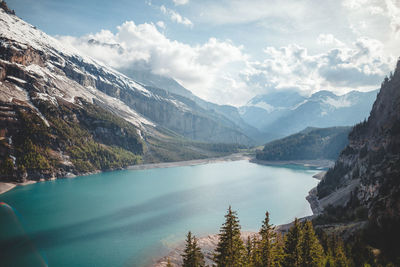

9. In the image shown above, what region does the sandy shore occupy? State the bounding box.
[0,153,251,196]
[153,232,257,267]
[128,153,251,171]
[250,159,334,169]
[0,180,36,195]
[1,154,332,196]
[153,218,314,267]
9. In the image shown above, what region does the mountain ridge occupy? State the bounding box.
[0,5,251,182]
[240,89,378,139]
[256,126,352,161]
[312,59,400,264]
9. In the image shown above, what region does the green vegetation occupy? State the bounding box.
[0,97,246,181]
[282,218,303,266]
[182,231,205,267]
[18,138,51,171]
[256,127,351,161]
[11,109,56,180]
[41,100,143,173]
[0,156,14,177]
[214,206,246,266]
[0,99,144,181]
[316,161,351,199]
[185,207,399,266]
[300,221,324,267]
[79,101,144,154]
[258,211,275,267]
[144,126,246,163]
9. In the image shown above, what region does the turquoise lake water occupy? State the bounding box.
[0,160,319,267]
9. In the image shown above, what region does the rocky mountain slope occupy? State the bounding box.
[256,126,351,161]
[240,89,377,139]
[313,59,400,263]
[0,3,251,182]
[75,39,262,143]
[118,67,263,143]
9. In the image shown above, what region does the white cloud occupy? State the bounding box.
[57,10,396,107]
[342,0,369,9]
[385,0,400,36]
[343,0,400,38]
[160,5,193,27]
[243,35,394,97]
[58,21,252,105]
[317,34,345,47]
[156,21,165,29]
[172,0,189,5]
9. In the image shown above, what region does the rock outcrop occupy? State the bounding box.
[315,59,400,236]
[0,3,252,182]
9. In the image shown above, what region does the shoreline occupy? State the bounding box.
[128,153,252,171]
[1,153,327,266]
[0,153,251,196]
[0,180,36,195]
[250,158,334,169]
[153,167,325,266]
[0,154,331,196]
[154,216,316,267]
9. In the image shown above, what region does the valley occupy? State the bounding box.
[1,1,399,266]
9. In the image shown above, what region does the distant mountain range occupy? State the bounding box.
[118,67,264,142]
[239,89,378,139]
[86,41,377,145]
[116,66,377,144]
[0,2,382,182]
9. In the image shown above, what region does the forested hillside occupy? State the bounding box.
[311,59,400,265]
[256,127,351,161]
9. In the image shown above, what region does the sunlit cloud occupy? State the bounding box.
[172,0,189,6]
[160,5,193,27]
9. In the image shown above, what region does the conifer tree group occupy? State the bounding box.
[214,206,246,266]
[181,231,205,267]
[182,206,352,267]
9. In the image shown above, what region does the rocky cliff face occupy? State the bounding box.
[0,5,253,143]
[315,59,400,238]
[0,5,251,182]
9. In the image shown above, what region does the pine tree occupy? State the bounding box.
[192,236,205,267]
[182,231,205,267]
[299,221,324,267]
[331,236,348,267]
[282,218,303,267]
[246,235,253,265]
[214,206,246,267]
[182,231,194,267]
[259,211,276,267]
[251,235,262,267]
[272,231,284,267]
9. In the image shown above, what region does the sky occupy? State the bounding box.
[7,0,400,106]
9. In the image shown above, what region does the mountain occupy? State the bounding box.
[256,126,351,161]
[118,67,263,143]
[0,4,251,182]
[312,60,400,264]
[78,38,262,143]
[240,89,378,139]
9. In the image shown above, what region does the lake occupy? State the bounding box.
[0,160,319,266]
